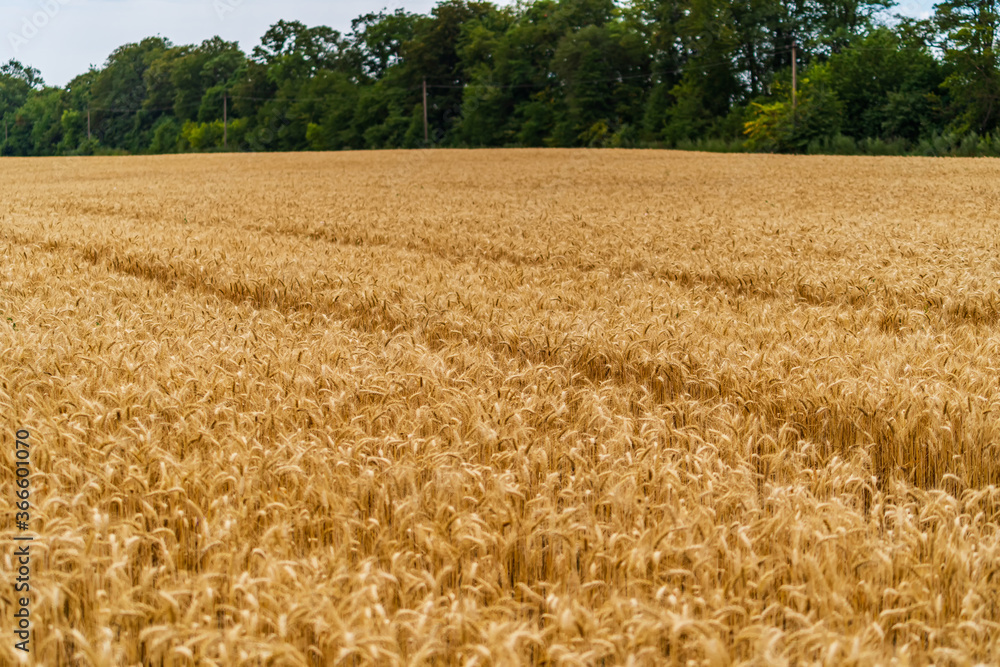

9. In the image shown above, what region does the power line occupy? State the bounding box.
[88,100,204,114]
[75,46,796,116]
[34,40,939,117]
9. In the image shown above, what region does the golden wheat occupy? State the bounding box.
[1,149,999,665]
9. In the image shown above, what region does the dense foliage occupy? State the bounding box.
[3,0,999,155]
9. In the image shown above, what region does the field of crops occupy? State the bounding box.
[3,149,1000,665]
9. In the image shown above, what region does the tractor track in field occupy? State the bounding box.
[6,221,997,490]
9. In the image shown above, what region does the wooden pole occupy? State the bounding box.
[791,38,797,128]
[223,92,228,150]
[87,108,91,141]
[423,78,429,145]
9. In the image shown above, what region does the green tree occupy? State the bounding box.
[825,27,943,140]
[89,37,171,152]
[935,0,1000,132]
[744,66,842,150]
[0,60,42,155]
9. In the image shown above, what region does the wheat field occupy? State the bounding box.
[2,149,1000,665]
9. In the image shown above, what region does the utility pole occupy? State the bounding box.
[422,78,429,145]
[791,37,797,129]
[223,92,228,150]
[87,107,91,142]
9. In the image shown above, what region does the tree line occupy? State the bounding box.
[2,0,1000,156]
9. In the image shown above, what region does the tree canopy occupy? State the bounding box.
[2,0,997,156]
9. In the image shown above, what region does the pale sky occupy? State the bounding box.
[0,0,934,87]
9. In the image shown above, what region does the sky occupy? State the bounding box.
[0,0,935,88]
